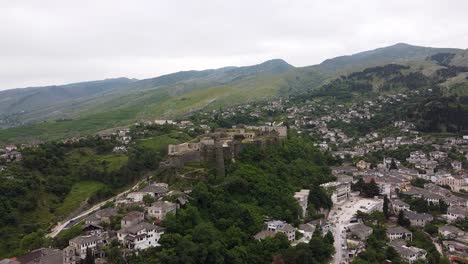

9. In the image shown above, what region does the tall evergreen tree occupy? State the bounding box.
[383,195,389,219]
[397,211,410,227]
[84,247,95,264]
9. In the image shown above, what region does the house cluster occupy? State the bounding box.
[439,225,468,262]
[0,144,22,164]
[141,119,194,128]
[254,189,315,244]
[387,228,427,264]
[6,181,185,264]
[254,220,296,241]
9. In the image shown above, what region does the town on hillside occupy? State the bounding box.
[1,91,468,264]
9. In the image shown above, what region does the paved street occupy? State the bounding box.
[46,178,147,238]
[328,197,382,264]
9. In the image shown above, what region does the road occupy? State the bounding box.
[46,179,146,238]
[328,197,382,264]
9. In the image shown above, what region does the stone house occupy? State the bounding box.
[386,226,412,241]
[348,223,373,240]
[404,211,433,227]
[147,201,178,220]
[121,211,145,228]
[277,224,296,241]
[446,206,468,222]
[438,225,465,239]
[67,235,102,259]
[117,222,164,250]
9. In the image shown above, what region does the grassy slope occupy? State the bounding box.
[1,44,463,145]
[0,74,287,145]
[55,181,106,217]
[66,148,128,172]
[136,131,192,155]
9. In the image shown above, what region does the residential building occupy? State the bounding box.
[348,223,373,240]
[266,220,286,231]
[386,226,412,241]
[117,222,164,250]
[320,181,351,204]
[121,211,145,228]
[439,225,465,239]
[391,199,410,213]
[439,175,468,192]
[147,201,178,220]
[277,224,296,241]
[391,244,426,264]
[298,223,316,241]
[447,206,468,222]
[404,211,433,227]
[68,235,102,259]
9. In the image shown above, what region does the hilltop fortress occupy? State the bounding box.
[160,126,287,176]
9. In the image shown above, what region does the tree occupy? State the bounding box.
[424,223,438,236]
[19,232,45,253]
[361,179,380,198]
[324,231,334,245]
[397,211,410,227]
[143,194,156,205]
[84,247,95,264]
[383,195,389,219]
[389,158,398,170]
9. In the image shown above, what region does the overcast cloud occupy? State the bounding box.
[1,0,467,90]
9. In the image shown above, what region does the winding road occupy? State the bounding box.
[46,179,146,238]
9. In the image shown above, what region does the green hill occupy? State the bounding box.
[0,43,466,144]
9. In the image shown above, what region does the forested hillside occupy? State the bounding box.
[123,133,338,264]
[0,125,191,257]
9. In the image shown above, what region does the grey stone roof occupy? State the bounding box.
[96,207,117,218]
[150,200,177,210]
[118,222,164,234]
[15,248,63,264]
[69,235,101,245]
[277,224,295,233]
[299,223,315,232]
[386,226,411,235]
[392,245,426,257]
[392,199,409,207]
[254,230,276,240]
[349,223,372,234]
[448,206,468,216]
[141,185,168,194]
[404,211,433,221]
[439,225,463,234]
[122,211,144,221]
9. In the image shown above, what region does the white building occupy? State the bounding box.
[386,226,412,241]
[68,235,102,259]
[320,181,351,204]
[117,223,165,250]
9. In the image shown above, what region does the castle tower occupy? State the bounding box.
[215,141,225,178]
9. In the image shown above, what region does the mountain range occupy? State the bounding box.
[0,43,467,144]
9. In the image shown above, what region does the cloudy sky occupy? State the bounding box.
[1,0,467,90]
